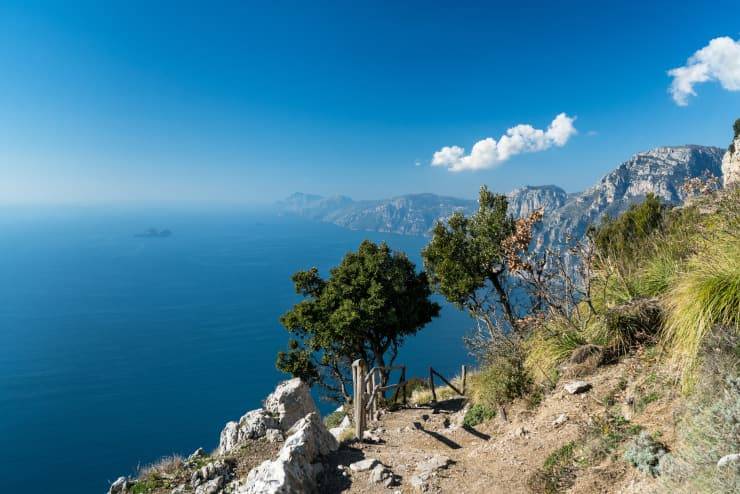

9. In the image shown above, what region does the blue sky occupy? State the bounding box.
[1,1,739,204]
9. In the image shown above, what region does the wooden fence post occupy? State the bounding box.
[461,365,467,395]
[402,366,407,404]
[370,368,378,418]
[352,359,366,440]
[429,367,437,403]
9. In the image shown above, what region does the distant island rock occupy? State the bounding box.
[135,228,172,238]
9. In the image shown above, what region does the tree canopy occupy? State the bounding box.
[277,240,440,401]
[422,186,519,336]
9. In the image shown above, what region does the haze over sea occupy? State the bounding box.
[0,206,471,494]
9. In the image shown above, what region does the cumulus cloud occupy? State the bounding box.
[668,36,740,106]
[431,113,577,172]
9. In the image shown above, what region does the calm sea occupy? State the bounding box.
[0,206,472,493]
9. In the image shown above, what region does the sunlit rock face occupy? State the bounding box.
[722,136,740,187]
[277,145,725,253]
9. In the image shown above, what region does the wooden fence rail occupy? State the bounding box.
[429,365,467,403]
[351,359,407,440]
[351,360,468,440]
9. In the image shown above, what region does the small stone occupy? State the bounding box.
[362,430,381,443]
[514,426,528,437]
[717,453,740,467]
[369,464,390,484]
[552,414,568,427]
[564,381,592,394]
[349,458,380,472]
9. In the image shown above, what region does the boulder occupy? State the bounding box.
[264,378,318,432]
[564,381,592,394]
[194,476,225,494]
[237,412,338,494]
[218,408,279,454]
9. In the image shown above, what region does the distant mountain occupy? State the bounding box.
[278,145,725,247]
[278,192,476,236]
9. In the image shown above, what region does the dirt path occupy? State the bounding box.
[319,356,667,494]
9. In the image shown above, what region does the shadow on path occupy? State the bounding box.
[413,421,462,449]
[462,424,491,441]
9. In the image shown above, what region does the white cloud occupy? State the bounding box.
[431,113,577,172]
[668,36,740,106]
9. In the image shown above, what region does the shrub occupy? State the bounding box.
[468,350,531,409]
[525,321,585,384]
[659,329,740,493]
[624,431,668,476]
[592,193,666,266]
[463,403,496,427]
[661,234,740,386]
[583,298,662,356]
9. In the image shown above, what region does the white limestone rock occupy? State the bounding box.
[722,135,740,187]
[717,453,740,468]
[329,415,352,440]
[564,381,592,394]
[349,458,379,472]
[264,378,318,432]
[218,408,279,454]
[237,412,338,494]
[191,460,230,489]
[108,477,128,494]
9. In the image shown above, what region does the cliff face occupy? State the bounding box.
[278,145,725,252]
[531,145,725,253]
[506,185,567,218]
[722,135,740,187]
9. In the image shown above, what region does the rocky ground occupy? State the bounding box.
[318,351,676,494]
[110,350,680,494]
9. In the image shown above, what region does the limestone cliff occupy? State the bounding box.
[722,135,740,187]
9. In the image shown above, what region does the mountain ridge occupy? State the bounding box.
[278,145,725,244]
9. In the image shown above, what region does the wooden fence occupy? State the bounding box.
[351,359,467,440]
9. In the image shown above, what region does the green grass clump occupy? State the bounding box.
[527,442,576,494]
[525,321,585,384]
[583,298,662,356]
[463,403,496,427]
[661,235,740,387]
[323,409,345,428]
[130,478,163,494]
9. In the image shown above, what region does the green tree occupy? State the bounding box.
[277,240,440,401]
[591,193,665,265]
[422,186,519,339]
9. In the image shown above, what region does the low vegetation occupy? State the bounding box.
[463,403,496,427]
[418,150,738,492]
